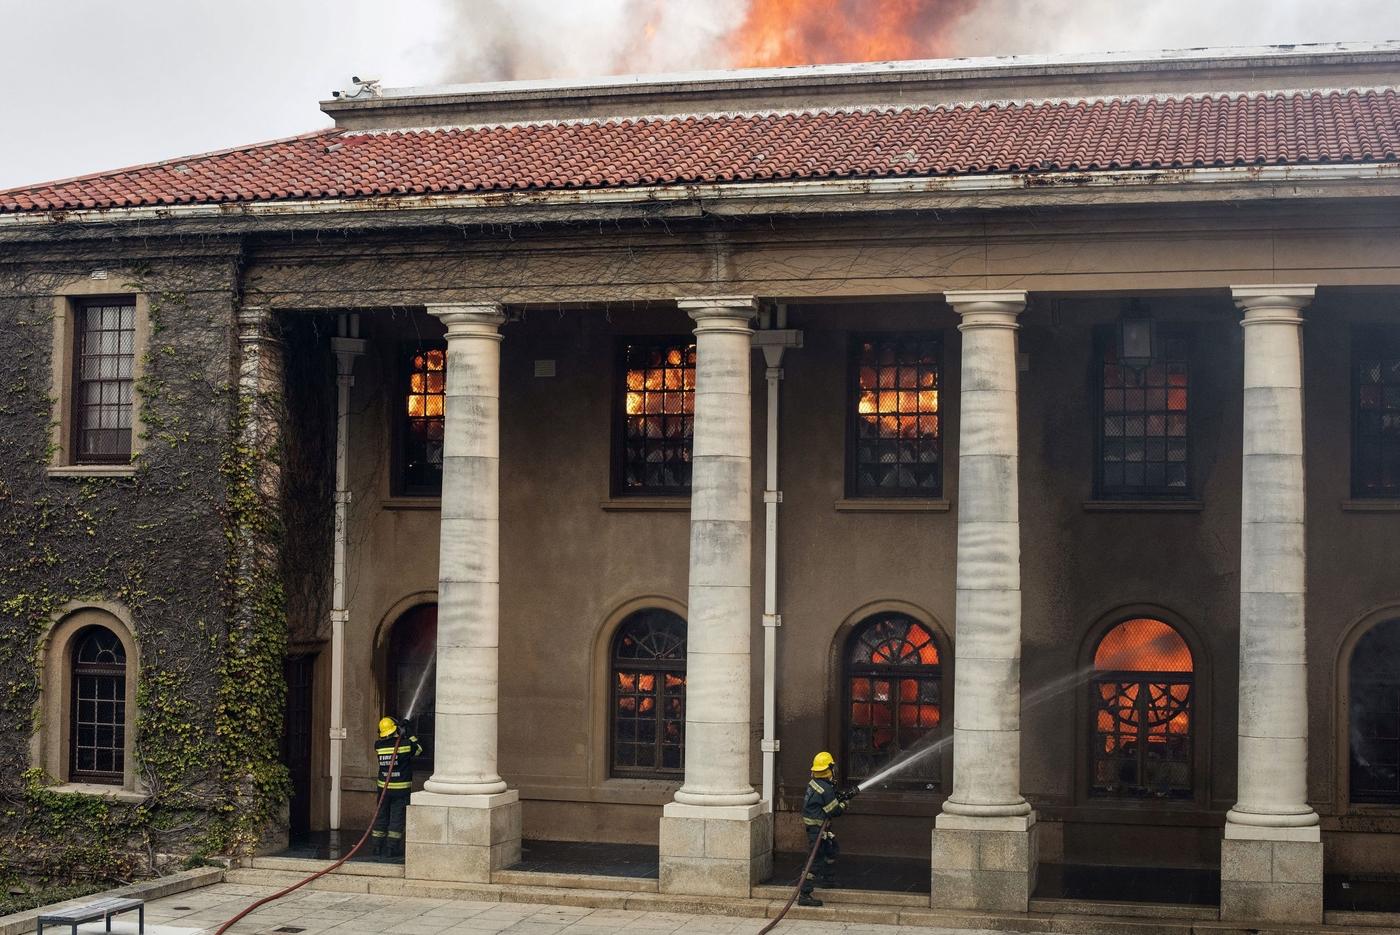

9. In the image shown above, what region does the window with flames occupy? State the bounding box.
[1090,617,1194,799]
[617,340,696,495]
[611,609,686,778]
[402,345,446,495]
[850,336,942,497]
[845,613,942,790]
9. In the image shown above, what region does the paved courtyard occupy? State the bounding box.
[62,882,1020,935]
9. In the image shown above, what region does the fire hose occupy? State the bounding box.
[212,746,398,935]
[756,816,829,935]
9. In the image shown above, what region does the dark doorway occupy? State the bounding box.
[386,604,437,773]
[282,653,316,838]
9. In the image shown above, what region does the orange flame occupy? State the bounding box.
[729,0,977,68]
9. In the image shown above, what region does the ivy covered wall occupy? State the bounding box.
[0,242,292,906]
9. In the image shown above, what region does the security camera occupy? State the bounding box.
[331,90,342,98]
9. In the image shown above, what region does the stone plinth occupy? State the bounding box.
[1220,831,1323,924]
[931,813,1037,912]
[658,801,772,897]
[405,790,522,883]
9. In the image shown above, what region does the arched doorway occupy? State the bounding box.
[1350,618,1400,804]
[385,604,436,773]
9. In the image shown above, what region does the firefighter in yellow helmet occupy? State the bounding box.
[372,716,423,859]
[798,751,859,907]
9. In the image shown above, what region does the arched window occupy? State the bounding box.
[70,625,127,784]
[1090,617,1194,799]
[844,613,943,790]
[1350,618,1400,804]
[610,609,686,778]
[386,604,436,772]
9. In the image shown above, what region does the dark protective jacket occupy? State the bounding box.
[375,732,424,791]
[801,776,847,827]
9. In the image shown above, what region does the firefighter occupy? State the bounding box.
[372,716,423,858]
[798,751,858,907]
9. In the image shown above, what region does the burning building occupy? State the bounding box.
[2,41,1400,927]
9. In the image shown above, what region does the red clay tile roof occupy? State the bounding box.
[4,90,1399,213]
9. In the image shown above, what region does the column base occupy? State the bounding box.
[658,800,773,897]
[1220,824,1322,925]
[404,789,522,883]
[931,812,1038,912]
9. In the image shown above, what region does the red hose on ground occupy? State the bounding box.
[756,817,829,935]
[212,747,397,935]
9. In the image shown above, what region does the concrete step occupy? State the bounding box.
[752,883,928,907]
[491,869,656,892]
[250,856,404,878]
[1029,896,1218,921]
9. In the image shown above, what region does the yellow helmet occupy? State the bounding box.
[811,751,835,773]
[378,717,398,738]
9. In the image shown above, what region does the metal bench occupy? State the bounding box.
[36,896,144,934]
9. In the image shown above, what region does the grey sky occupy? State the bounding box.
[2,0,1398,190]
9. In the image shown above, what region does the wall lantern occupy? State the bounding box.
[1118,300,1155,368]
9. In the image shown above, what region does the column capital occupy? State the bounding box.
[944,290,1027,331]
[679,296,758,332]
[236,306,281,347]
[1232,285,1316,324]
[426,303,506,338]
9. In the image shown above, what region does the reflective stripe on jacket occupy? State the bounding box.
[801,777,845,826]
[375,733,423,789]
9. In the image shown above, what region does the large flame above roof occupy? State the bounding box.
[728,0,977,68]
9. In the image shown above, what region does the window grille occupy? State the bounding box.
[1350,618,1400,804]
[610,609,686,777]
[616,339,695,495]
[849,336,942,497]
[70,626,126,783]
[387,604,436,772]
[1089,617,1194,799]
[402,345,446,495]
[73,300,135,463]
[1098,331,1190,496]
[1353,330,1400,498]
[844,613,942,790]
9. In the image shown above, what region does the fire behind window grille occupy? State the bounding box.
[844,613,942,790]
[1089,618,1194,800]
[610,609,686,778]
[849,336,942,497]
[73,300,135,463]
[70,625,126,783]
[617,339,695,495]
[1353,329,1400,498]
[401,344,445,496]
[1098,330,1190,497]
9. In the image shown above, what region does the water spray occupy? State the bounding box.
[404,650,437,722]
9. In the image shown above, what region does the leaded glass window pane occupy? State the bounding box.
[617,339,695,495]
[1089,618,1194,799]
[70,625,126,784]
[1350,619,1400,803]
[850,336,942,497]
[610,609,686,777]
[402,345,446,495]
[73,301,135,463]
[1353,331,1400,498]
[844,613,942,790]
[1099,330,1189,497]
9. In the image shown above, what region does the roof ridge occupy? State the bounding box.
[338,86,1400,137]
[0,128,342,197]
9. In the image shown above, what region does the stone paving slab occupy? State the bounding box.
[108,882,1025,935]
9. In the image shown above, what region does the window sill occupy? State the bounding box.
[47,464,137,478]
[1341,499,1400,512]
[382,496,441,511]
[1082,499,1203,513]
[600,497,690,512]
[834,498,950,513]
[47,782,146,804]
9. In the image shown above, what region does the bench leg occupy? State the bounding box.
[106,910,112,931]
[139,904,145,933]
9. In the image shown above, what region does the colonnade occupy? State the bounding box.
[401,287,1322,923]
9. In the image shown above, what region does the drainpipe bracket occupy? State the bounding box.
[329,727,347,741]
[330,609,349,625]
[763,613,782,629]
[335,491,352,506]
[760,740,781,753]
[763,490,782,504]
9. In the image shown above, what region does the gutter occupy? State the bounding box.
[2,163,1399,229]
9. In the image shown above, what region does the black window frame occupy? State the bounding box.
[69,625,127,785]
[611,336,696,497]
[1351,326,1400,499]
[394,340,447,497]
[1093,324,1193,500]
[71,298,136,465]
[609,609,687,779]
[1349,618,1400,805]
[845,333,945,499]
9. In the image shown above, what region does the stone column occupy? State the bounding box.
[1221,285,1321,924]
[405,304,521,883]
[931,291,1037,912]
[658,296,772,896]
